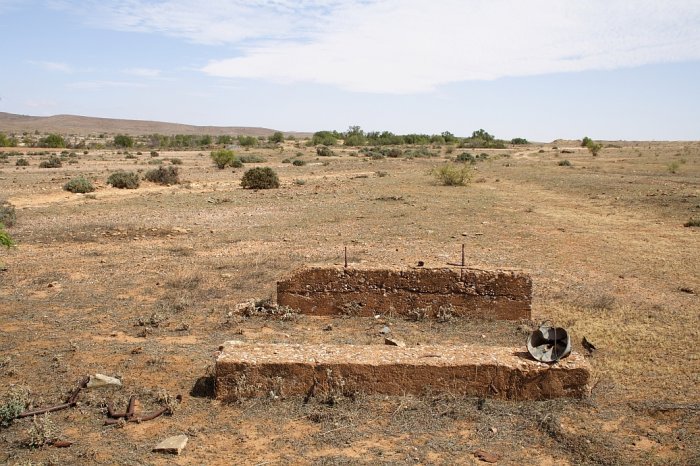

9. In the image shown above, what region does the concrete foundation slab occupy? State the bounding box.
[276,267,531,320]
[215,341,590,401]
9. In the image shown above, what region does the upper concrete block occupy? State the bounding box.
[277,267,532,320]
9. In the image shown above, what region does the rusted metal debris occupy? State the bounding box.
[527,325,572,362]
[17,376,89,419]
[104,395,176,425]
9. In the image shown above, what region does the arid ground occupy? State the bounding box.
[0,139,698,464]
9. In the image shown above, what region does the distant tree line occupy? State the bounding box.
[310,127,528,149]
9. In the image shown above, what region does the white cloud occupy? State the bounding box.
[67,80,147,89]
[27,60,73,73]
[124,68,161,78]
[202,0,700,93]
[58,0,700,93]
[65,0,364,44]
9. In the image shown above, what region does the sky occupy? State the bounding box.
[1,0,699,141]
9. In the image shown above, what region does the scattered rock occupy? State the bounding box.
[384,337,406,348]
[679,287,695,294]
[581,337,596,354]
[86,374,122,389]
[153,435,188,455]
[322,324,333,331]
[380,326,391,335]
[474,449,500,463]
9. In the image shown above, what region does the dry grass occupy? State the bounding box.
[0,141,698,464]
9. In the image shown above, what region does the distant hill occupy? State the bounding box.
[0,112,311,138]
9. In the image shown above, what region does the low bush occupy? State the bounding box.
[170,158,183,165]
[38,155,62,168]
[0,202,16,227]
[455,152,475,163]
[15,158,29,166]
[238,154,265,163]
[292,159,306,166]
[241,167,279,189]
[558,160,572,166]
[63,176,95,193]
[316,145,335,157]
[210,149,239,169]
[684,218,700,227]
[431,163,472,186]
[0,223,13,249]
[281,158,291,163]
[145,166,179,185]
[107,170,140,189]
[150,151,159,157]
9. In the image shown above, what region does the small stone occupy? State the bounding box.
[474,449,500,463]
[489,426,498,434]
[384,337,406,348]
[380,326,391,335]
[86,374,122,389]
[323,324,333,331]
[153,435,188,455]
[172,227,188,234]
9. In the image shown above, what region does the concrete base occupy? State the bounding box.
[215,341,590,402]
[277,267,532,320]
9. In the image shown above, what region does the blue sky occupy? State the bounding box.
[1,0,699,141]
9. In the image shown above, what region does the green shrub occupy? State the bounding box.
[431,163,472,186]
[238,135,258,147]
[455,152,475,163]
[114,134,134,148]
[170,157,183,165]
[241,167,280,189]
[63,176,95,193]
[292,159,306,166]
[510,138,529,145]
[0,202,16,227]
[294,179,306,185]
[311,131,338,146]
[282,158,291,163]
[668,161,681,174]
[238,154,265,163]
[15,158,29,166]
[125,153,136,159]
[38,155,62,168]
[40,133,65,148]
[316,146,335,157]
[150,150,159,157]
[148,158,163,165]
[145,166,180,185]
[558,160,572,166]
[107,170,140,189]
[581,136,592,147]
[210,149,238,169]
[587,142,602,156]
[268,131,284,144]
[0,223,13,249]
[0,387,28,426]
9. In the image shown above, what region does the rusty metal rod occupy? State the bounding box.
[17,376,89,418]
